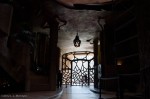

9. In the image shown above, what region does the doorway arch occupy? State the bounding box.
[62,51,94,86]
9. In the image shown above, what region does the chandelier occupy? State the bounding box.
[73,32,81,47]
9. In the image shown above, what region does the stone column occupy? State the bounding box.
[94,38,98,88]
[48,17,59,91]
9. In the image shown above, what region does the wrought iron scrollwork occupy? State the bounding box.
[62,51,94,86]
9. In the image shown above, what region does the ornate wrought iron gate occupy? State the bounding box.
[62,51,94,86]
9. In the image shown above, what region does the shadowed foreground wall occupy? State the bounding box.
[136,0,150,99]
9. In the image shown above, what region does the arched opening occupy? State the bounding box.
[62,51,94,86]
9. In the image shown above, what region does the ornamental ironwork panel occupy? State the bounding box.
[62,51,94,86]
[89,60,94,84]
[62,58,71,85]
[72,60,88,85]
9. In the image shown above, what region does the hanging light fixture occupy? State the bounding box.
[73,32,81,47]
[73,17,81,47]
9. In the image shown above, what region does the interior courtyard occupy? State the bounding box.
[0,0,150,99]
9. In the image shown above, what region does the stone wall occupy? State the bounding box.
[136,0,150,98]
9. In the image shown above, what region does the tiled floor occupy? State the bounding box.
[56,85,99,99]
[56,85,116,99]
[0,85,117,99]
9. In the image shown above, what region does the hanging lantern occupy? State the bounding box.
[73,33,81,47]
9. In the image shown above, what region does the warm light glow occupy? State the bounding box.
[63,51,94,70]
[66,52,94,60]
[66,60,71,68]
[67,54,74,60]
[117,59,123,66]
